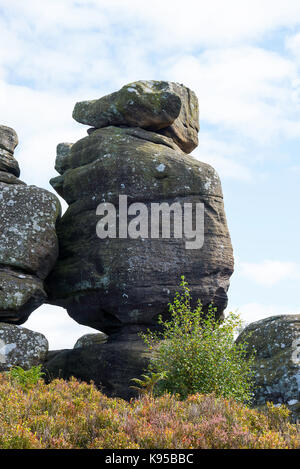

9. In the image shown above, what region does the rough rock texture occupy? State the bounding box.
[73,80,181,130]
[0,126,61,323]
[0,323,48,371]
[157,82,199,153]
[0,149,20,177]
[55,143,73,175]
[74,332,108,349]
[0,271,46,324]
[237,315,300,419]
[44,329,150,399]
[0,125,20,177]
[46,124,234,333]
[0,125,18,153]
[72,81,199,153]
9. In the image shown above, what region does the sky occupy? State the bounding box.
[0,0,300,349]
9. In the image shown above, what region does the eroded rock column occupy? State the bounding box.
[46,81,234,334]
[0,125,61,324]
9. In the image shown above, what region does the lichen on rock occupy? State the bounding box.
[0,125,61,324]
[0,322,48,371]
[236,314,300,419]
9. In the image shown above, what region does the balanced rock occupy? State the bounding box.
[73,80,199,153]
[0,126,61,324]
[0,323,48,371]
[237,315,300,418]
[46,82,233,334]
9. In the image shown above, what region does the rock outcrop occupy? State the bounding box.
[74,332,108,349]
[0,125,61,323]
[0,323,48,371]
[44,329,150,400]
[72,80,199,152]
[46,81,234,336]
[237,315,300,419]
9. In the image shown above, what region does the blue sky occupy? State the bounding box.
[1,0,300,348]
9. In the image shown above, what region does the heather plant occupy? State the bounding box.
[0,373,298,449]
[141,277,255,403]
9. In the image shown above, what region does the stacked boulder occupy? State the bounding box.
[44,81,234,398]
[0,125,61,325]
[46,81,234,333]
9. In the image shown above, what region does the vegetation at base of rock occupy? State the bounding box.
[130,371,168,396]
[141,277,256,403]
[6,365,45,390]
[0,372,299,449]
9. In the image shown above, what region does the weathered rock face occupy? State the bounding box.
[237,315,300,419]
[73,80,199,153]
[0,125,20,177]
[44,329,150,400]
[0,125,19,153]
[73,80,181,131]
[55,142,73,175]
[74,332,108,349]
[0,323,48,371]
[0,126,61,324]
[46,82,233,335]
[157,82,199,153]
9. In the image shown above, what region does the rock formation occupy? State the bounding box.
[0,125,61,324]
[237,315,300,420]
[42,81,234,398]
[46,80,234,336]
[74,332,108,349]
[0,322,48,372]
[0,83,234,399]
[72,80,199,153]
[44,328,150,400]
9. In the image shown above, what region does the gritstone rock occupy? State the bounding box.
[236,315,300,420]
[0,125,61,324]
[72,80,199,153]
[46,82,233,333]
[0,322,48,371]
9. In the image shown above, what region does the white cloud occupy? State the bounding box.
[73,0,300,47]
[239,260,300,286]
[286,31,300,62]
[0,80,88,188]
[227,302,300,326]
[169,47,300,143]
[193,133,253,181]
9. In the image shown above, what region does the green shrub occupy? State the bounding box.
[141,277,255,403]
